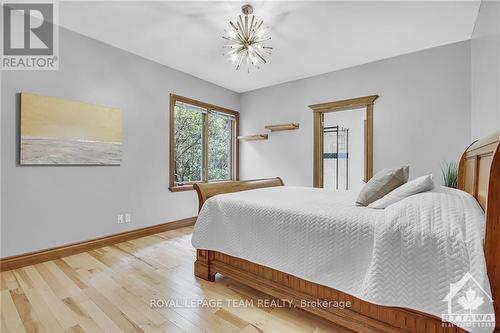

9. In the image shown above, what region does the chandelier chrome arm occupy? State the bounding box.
[222,4,272,72]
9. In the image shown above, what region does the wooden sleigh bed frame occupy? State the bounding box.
[193,132,500,333]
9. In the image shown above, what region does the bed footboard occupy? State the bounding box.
[193,177,284,211]
[193,177,284,281]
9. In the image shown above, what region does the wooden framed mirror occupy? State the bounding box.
[309,95,378,189]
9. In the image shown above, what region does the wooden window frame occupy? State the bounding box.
[308,95,378,188]
[169,94,240,192]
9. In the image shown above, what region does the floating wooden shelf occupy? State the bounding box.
[264,123,299,132]
[237,134,268,141]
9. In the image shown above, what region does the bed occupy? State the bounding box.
[191,132,500,333]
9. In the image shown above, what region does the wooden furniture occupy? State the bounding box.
[265,123,300,132]
[309,95,378,187]
[193,131,500,333]
[237,134,269,141]
[458,131,500,328]
[193,178,283,211]
[169,94,240,192]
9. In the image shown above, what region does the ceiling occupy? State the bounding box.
[59,1,480,93]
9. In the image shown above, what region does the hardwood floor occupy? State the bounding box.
[0,226,352,333]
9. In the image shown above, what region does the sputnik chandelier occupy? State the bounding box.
[223,4,272,72]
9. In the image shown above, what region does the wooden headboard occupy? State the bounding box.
[458,130,500,329]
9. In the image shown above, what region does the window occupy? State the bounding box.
[169,94,239,191]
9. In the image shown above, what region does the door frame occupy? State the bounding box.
[308,95,379,188]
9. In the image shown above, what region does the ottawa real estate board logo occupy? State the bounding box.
[442,272,495,329]
[1,1,59,70]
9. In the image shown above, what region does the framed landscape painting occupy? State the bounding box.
[20,92,123,165]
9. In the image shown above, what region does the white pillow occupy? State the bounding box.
[368,174,434,209]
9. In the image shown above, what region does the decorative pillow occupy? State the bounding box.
[356,166,409,206]
[368,174,434,209]
[402,165,410,182]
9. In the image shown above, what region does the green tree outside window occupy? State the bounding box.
[173,101,235,185]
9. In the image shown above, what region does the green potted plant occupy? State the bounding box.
[441,161,458,188]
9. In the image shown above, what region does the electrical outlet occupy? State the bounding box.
[117,214,124,224]
[125,213,132,223]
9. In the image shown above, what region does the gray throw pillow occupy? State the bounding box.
[356,166,409,206]
[402,165,410,182]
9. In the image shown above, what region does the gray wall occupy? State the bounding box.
[471,0,500,140]
[1,24,482,258]
[239,41,471,187]
[1,28,239,257]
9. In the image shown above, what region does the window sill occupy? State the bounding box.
[168,185,194,192]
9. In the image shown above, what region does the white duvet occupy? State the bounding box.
[192,186,494,332]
